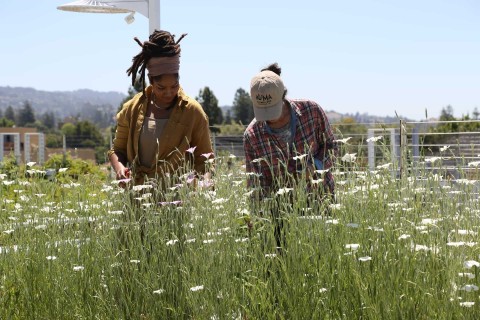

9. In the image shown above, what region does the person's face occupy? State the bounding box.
[151,74,180,105]
[266,102,289,126]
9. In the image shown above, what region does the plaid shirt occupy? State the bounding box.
[243,99,338,197]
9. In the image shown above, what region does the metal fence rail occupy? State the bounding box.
[211,119,480,179]
[2,120,480,180]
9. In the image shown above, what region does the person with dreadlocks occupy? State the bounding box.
[108,30,214,190]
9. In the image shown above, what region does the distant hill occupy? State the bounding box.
[219,105,410,125]
[0,86,126,120]
[325,110,413,123]
[0,86,411,126]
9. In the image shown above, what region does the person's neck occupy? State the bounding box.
[151,94,175,110]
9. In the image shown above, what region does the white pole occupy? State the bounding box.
[148,0,160,34]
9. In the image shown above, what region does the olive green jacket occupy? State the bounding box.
[108,86,214,180]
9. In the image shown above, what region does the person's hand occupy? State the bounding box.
[115,166,131,188]
[115,166,130,179]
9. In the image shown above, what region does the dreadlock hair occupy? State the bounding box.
[126,30,187,94]
[261,62,288,99]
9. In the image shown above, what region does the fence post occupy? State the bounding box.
[412,126,419,167]
[13,134,21,164]
[367,129,375,170]
[24,133,31,164]
[62,134,67,166]
[0,133,21,163]
[0,133,4,162]
[399,120,408,179]
[212,132,217,156]
[38,133,45,165]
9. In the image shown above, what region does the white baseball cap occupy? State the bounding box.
[250,70,285,121]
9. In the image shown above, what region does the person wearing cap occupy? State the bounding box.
[108,30,214,190]
[244,62,338,212]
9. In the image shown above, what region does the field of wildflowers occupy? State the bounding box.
[1,147,480,319]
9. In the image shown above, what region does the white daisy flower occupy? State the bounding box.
[190,285,204,292]
[341,153,357,162]
[460,284,479,292]
[464,260,480,269]
[459,302,474,307]
[358,256,372,262]
[276,188,293,195]
[345,244,360,251]
[336,137,352,144]
[366,136,383,142]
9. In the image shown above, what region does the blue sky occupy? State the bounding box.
[0,0,479,120]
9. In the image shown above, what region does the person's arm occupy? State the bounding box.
[108,105,131,181]
[316,104,338,170]
[108,152,129,180]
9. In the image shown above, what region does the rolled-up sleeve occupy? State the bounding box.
[107,105,130,160]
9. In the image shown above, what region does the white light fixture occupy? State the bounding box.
[57,0,160,34]
[57,0,132,13]
[124,11,135,24]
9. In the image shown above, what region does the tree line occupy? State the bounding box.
[0,101,109,163]
[1,85,479,165]
[0,84,256,163]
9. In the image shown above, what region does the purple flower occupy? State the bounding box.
[201,152,214,159]
[198,179,214,188]
[186,146,197,154]
[186,174,196,184]
[118,178,131,184]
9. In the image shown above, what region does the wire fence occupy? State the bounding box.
[1,119,480,180]
[211,119,480,179]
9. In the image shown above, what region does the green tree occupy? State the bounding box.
[45,133,63,148]
[196,86,223,131]
[5,106,15,122]
[231,88,253,125]
[439,105,458,131]
[67,120,104,148]
[42,111,56,131]
[17,101,36,127]
[439,105,455,121]
[61,120,106,163]
[0,117,15,127]
[61,122,76,137]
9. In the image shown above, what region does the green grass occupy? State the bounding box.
[1,155,480,319]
